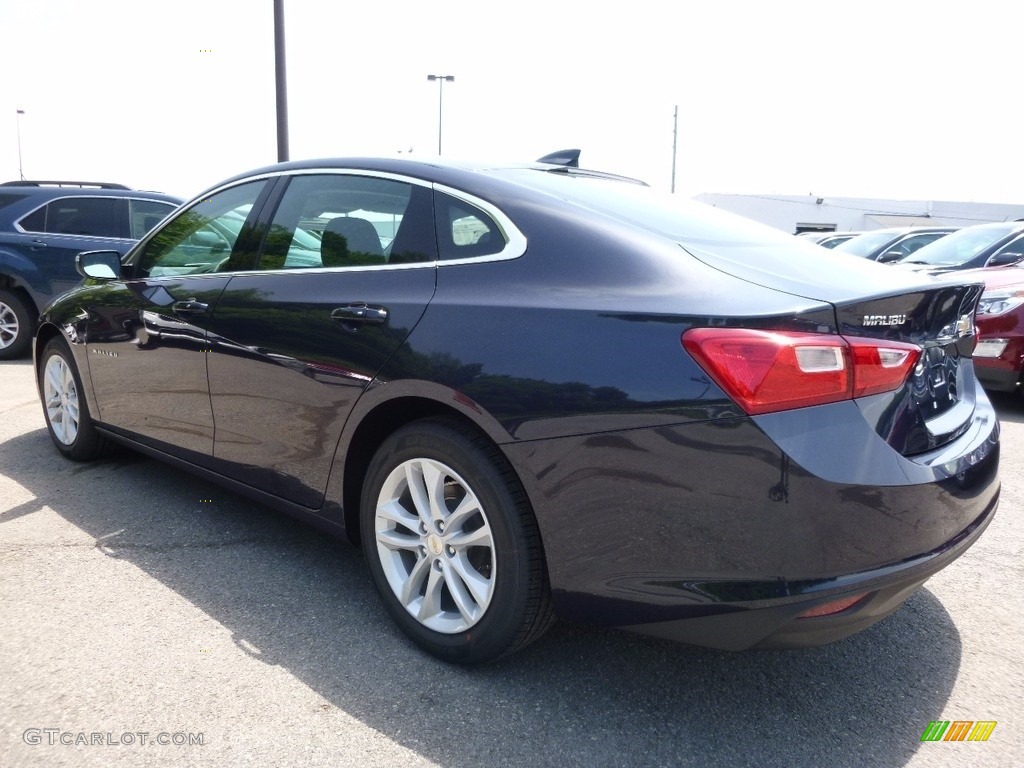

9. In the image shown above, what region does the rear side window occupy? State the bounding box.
[128,199,176,239]
[435,193,504,260]
[258,174,437,270]
[18,197,121,237]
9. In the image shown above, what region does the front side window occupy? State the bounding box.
[993,234,1024,260]
[128,199,177,239]
[893,233,946,258]
[19,196,120,237]
[258,174,436,270]
[134,181,266,278]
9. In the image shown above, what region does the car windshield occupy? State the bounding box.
[901,225,1020,266]
[832,231,898,257]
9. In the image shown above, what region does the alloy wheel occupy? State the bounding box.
[374,457,496,634]
[0,300,19,350]
[43,354,81,445]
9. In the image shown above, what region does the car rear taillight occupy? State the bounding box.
[682,328,920,415]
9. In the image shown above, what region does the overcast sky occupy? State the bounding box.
[1,0,1020,203]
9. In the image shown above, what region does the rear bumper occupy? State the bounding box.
[505,388,1000,651]
[975,358,1021,393]
[616,497,996,650]
[973,334,1024,393]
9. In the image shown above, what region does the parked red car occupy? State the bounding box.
[964,266,1024,394]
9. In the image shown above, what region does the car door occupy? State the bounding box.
[205,172,438,508]
[84,180,272,460]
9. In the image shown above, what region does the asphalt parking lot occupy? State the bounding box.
[1,357,1021,768]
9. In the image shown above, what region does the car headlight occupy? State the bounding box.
[976,290,1024,316]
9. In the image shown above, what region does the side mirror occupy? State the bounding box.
[877,250,905,263]
[985,252,1024,268]
[76,250,123,280]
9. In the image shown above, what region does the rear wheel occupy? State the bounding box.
[39,337,113,461]
[0,288,33,360]
[360,418,553,664]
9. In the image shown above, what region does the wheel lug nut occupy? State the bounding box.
[446,545,455,557]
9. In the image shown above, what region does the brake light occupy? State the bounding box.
[682,329,920,415]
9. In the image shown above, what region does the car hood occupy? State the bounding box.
[953,265,1024,290]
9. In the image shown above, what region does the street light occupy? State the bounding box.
[426,74,454,155]
[274,0,289,162]
[16,109,25,181]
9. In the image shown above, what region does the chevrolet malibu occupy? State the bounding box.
[34,157,999,664]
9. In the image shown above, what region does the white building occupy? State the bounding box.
[694,193,1024,235]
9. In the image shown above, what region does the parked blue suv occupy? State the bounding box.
[0,181,181,358]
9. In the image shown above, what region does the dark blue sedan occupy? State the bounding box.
[33,157,999,663]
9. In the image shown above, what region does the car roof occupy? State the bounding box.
[887,226,957,234]
[0,185,182,228]
[201,156,646,197]
[0,183,180,202]
[961,220,1024,231]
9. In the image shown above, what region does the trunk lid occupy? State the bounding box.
[683,242,985,455]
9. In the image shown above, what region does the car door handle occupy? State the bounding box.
[331,303,388,325]
[30,239,47,250]
[172,299,210,317]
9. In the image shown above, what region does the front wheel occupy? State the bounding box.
[360,419,553,664]
[39,337,113,461]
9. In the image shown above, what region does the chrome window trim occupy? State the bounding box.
[175,168,528,273]
[128,263,436,283]
[14,194,176,237]
[219,261,436,277]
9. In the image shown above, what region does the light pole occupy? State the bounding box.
[426,74,454,155]
[671,105,678,194]
[16,109,25,181]
[274,0,289,162]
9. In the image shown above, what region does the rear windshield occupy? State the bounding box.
[495,168,935,301]
[500,169,799,248]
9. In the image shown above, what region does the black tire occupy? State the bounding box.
[38,337,113,461]
[0,288,34,360]
[360,418,554,664]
